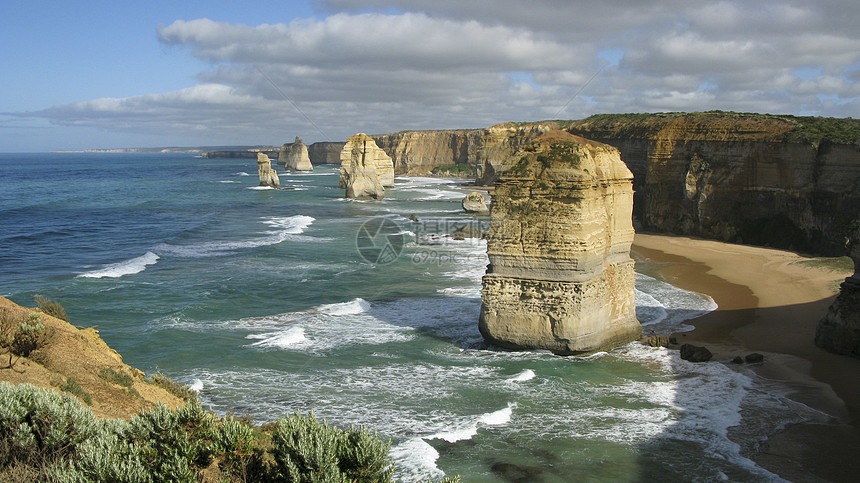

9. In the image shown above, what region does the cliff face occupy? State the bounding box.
[568,113,860,255]
[816,223,860,358]
[307,142,346,165]
[369,122,561,177]
[479,131,641,355]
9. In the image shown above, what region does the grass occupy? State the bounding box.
[60,376,92,405]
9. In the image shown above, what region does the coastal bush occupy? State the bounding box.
[0,383,398,482]
[98,367,135,387]
[10,313,43,359]
[431,163,473,177]
[34,294,68,322]
[60,376,92,405]
[148,371,196,402]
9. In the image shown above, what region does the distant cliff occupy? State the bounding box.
[566,112,860,255]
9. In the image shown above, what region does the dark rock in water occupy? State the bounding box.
[646,335,670,347]
[489,462,544,483]
[731,356,744,364]
[680,343,712,362]
[669,337,679,345]
[744,352,764,363]
[451,224,484,240]
[409,214,419,222]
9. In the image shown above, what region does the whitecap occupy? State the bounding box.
[77,252,159,278]
[246,186,275,190]
[156,215,315,258]
[506,369,536,383]
[316,298,371,316]
[234,172,251,176]
[189,379,204,392]
[248,327,309,350]
[430,402,516,443]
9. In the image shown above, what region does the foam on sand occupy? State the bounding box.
[77,251,159,278]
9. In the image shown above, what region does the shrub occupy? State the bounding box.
[60,376,92,406]
[99,367,135,387]
[0,383,398,482]
[10,313,44,358]
[34,294,67,322]
[148,372,196,402]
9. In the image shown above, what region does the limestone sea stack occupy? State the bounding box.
[462,191,490,214]
[479,131,641,355]
[815,223,860,358]
[257,153,280,188]
[339,133,387,200]
[279,137,314,171]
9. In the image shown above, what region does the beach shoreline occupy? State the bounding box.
[632,232,860,482]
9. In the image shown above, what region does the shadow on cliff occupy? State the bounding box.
[632,299,860,483]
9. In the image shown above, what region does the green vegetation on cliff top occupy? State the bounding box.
[566,111,860,145]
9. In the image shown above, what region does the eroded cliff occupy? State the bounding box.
[816,223,860,358]
[279,137,314,171]
[479,131,641,355]
[567,112,860,255]
[339,133,388,200]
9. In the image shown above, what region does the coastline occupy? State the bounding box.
[632,233,860,481]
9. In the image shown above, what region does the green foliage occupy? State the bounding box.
[33,295,67,322]
[148,372,196,402]
[430,163,473,176]
[60,377,92,406]
[10,313,43,358]
[546,142,582,166]
[98,367,134,388]
[270,411,394,482]
[0,383,397,483]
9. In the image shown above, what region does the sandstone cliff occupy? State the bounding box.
[479,131,641,355]
[339,134,387,200]
[816,223,860,358]
[567,112,860,255]
[0,296,184,419]
[278,137,314,171]
[257,153,280,188]
[308,142,346,165]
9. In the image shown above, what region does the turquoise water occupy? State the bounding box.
[0,153,808,481]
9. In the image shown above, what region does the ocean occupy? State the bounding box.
[0,153,816,481]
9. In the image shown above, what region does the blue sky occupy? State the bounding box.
[2,0,858,151]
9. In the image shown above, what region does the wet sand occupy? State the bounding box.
[632,233,860,482]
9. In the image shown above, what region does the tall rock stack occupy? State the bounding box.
[257,153,280,188]
[279,137,314,171]
[479,131,641,355]
[339,133,388,200]
[815,223,860,358]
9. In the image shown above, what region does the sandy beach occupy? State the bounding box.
[632,233,860,481]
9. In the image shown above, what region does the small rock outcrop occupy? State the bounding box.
[462,191,490,214]
[680,344,713,362]
[279,137,314,171]
[339,134,387,200]
[479,131,641,355]
[257,153,280,188]
[815,224,860,358]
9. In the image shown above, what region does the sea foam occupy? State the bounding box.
[77,251,159,278]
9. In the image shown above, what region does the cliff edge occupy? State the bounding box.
[0,296,184,419]
[479,131,641,354]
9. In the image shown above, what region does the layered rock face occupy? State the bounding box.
[339,134,388,199]
[279,137,314,171]
[479,131,641,355]
[257,153,280,188]
[567,113,860,255]
[308,142,347,165]
[815,224,860,358]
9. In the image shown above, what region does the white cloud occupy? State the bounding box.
[18,1,860,147]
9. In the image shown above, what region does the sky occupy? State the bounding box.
[2,0,858,152]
